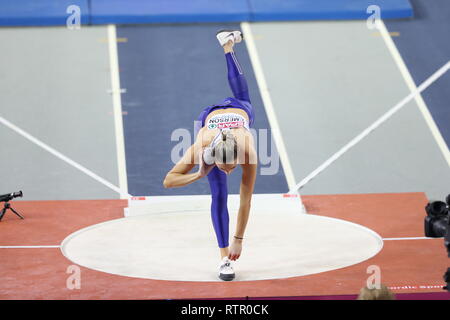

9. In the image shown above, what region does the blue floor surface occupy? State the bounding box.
[117,24,288,196]
[385,0,450,148]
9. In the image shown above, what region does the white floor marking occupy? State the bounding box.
[241,22,305,212]
[0,246,60,248]
[383,237,438,241]
[289,60,450,194]
[0,116,131,197]
[0,237,437,249]
[61,204,383,281]
[108,24,129,199]
[378,20,450,167]
[126,193,304,216]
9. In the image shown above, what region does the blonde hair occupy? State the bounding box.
[357,285,395,300]
[213,131,237,164]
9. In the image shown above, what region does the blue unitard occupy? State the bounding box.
[196,51,255,248]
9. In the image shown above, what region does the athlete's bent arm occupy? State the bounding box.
[163,140,211,188]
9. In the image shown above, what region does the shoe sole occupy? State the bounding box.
[219,273,235,281]
[216,29,244,41]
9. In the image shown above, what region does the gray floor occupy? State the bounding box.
[0,27,120,200]
[1,22,448,202]
[250,21,450,200]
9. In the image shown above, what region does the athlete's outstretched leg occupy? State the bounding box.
[223,41,251,103]
[207,166,230,254]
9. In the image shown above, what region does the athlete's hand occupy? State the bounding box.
[228,239,242,261]
[197,149,214,178]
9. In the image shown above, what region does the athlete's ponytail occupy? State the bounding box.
[213,131,238,164]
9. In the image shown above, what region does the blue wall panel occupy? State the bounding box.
[0,0,413,26]
[90,0,250,24]
[249,0,413,21]
[0,0,89,26]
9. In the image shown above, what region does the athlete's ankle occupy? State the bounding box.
[220,247,229,259]
[223,41,234,53]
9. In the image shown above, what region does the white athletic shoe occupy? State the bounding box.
[218,256,235,281]
[216,30,243,47]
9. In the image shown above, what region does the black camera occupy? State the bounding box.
[444,268,450,291]
[424,197,449,239]
[424,194,450,292]
[424,196,450,257]
[0,191,24,221]
[0,191,23,203]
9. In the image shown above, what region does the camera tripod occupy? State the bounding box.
[0,201,24,221]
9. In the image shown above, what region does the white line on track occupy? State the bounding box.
[0,116,131,197]
[0,246,60,248]
[382,237,438,241]
[378,20,450,167]
[108,24,129,199]
[0,25,132,199]
[289,60,450,194]
[241,22,305,213]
